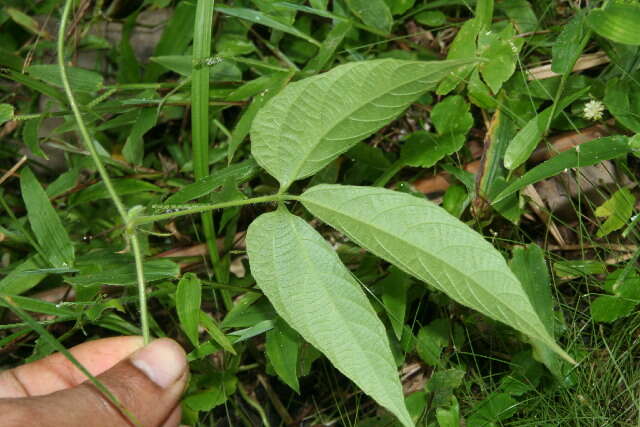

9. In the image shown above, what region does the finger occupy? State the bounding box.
[0,338,188,427]
[0,336,144,398]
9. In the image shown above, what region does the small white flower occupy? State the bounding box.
[583,99,605,121]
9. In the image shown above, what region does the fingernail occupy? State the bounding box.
[130,339,186,388]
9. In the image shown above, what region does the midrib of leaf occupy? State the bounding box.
[279,61,458,189]
[300,193,572,360]
[250,210,412,426]
[286,213,398,382]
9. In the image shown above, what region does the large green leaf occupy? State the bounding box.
[251,58,473,190]
[586,2,640,46]
[300,184,573,363]
[246,208,412,427]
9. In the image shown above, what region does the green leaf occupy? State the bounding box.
[199,311,237,355]
[468,393,518,425]
[176,273,202,347]
[401,132,465,168]
[246,208,413,427]
[149,55,192,76]
[215,6,320,46]
[251,58,474,190]
[20,167,75,268]
[591,295,638,323]
[23,117,46,158]
[380,267,411,340]
[504,87,590,170]
[384,0,416,15]
[346,0,393,34]
[478,25,519,93]
[430,95,473,135]
[123,108,158,165]
[551,11,587,74]
[493,136,631,204]
[0,104,14,126]
[604,78,640,133]
[71,179,162,206]
[165,159,259,204]
[554,260,606,279]
[595,188,635,237]
[68,259,179,286]
[144,1,196,81]
[300,184,573,363]
[5,7,50,38]
[266,317,301,392]
[28,64,103,93]
[510,244,561,376]
[228,73,292,162]
[303,20,352,75]
[586,2,640,46]
[415,11,446,27]
[0,256,47,295]
[442,184,468,218]
[426,368,465,408]
[416,319,449,366]
[498,0,538,34]
[436,19,481,95]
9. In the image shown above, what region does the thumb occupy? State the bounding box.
[2,338,188,427]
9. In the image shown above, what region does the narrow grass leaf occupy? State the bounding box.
[71,179,162,206]
[0,256,47,295]
[199,311,236,355]
[165,159,258,204]
[216,6,320,46]
[28,64,103,92]
[494,135,631,204]
[68,259,179,286]
[227,72,292,162]
[303,20,352,75]
[246,208,413,427]
[5,7,50,38]
[251,58,474,190]
[20,167,75,268]
[300,184,573,363]
[504,87,590,170]
[0,69,66,103]
[176,273,202,347]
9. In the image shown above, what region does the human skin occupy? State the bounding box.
[0,337,187,427]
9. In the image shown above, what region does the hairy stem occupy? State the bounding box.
[133,194,290,226]
[58,0,149,344]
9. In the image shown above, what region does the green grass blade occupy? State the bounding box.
[20,167,75,268]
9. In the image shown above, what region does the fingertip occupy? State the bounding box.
[130,338,187,389]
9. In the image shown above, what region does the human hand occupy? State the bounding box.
[0,337,187,427]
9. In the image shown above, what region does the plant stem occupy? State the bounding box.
[129,231,150,344]
[58,0,150,344]
[133,194,288,226]
[374,159,405,187]
[58,1,127,220]
[192,0,226,293]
